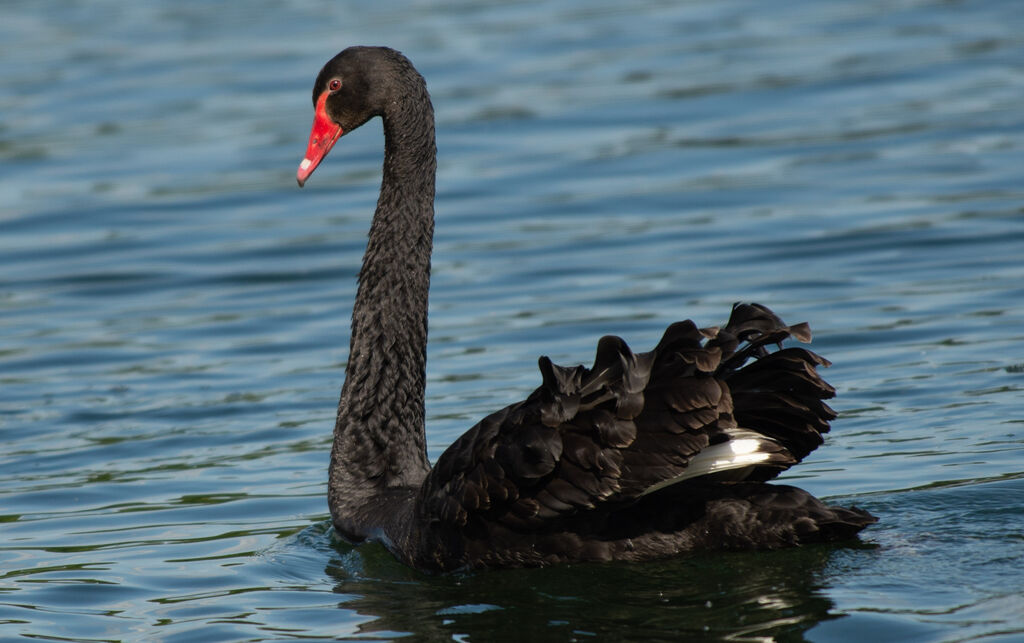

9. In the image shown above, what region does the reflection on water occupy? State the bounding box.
[2,0,1024,640]
[325,537,852,642]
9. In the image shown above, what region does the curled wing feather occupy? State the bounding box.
[417,303,836,538]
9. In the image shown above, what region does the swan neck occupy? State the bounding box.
[329,75,436,537]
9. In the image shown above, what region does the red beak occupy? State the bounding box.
[297,91,344,187]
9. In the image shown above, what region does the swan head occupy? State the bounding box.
[297,46,421,186]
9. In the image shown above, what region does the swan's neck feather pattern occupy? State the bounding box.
[328,58,436,543]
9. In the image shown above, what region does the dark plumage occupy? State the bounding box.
[296,46,875,572]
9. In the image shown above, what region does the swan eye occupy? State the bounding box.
[328,78,342,92]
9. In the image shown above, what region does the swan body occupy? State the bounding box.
[296,46,875,572]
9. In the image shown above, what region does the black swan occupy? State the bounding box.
[295,46,876,572]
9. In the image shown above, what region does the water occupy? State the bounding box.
[2,0,1023,640]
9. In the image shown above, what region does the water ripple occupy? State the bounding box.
[2,0,1024,640]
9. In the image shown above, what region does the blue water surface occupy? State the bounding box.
[2,0,1023,640]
